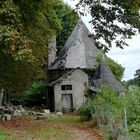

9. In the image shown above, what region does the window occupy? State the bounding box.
[61,85,72,90]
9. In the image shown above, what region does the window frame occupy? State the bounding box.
[61,85,72,90]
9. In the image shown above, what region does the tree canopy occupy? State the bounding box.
[126,69,140,87]
[0,0,65,92]
[0,0,79,92]
[76,0,140,50]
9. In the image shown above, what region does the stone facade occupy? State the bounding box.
[53,69,88,111]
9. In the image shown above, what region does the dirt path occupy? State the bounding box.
[62,120,102,140]
[68,128,97,140]
[0,116,102,140]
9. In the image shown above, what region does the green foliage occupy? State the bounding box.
[78,99,95,119]
[94,85,140,139]
[0,0,33,61]
[0,0,63,92]
[11,81,45,106]
[79,85,125,139]
[93,85,124,124]
[97,51,125,81]
[0,130,13,140]
[48,115,81,122]
[126,69,140,87]
[0,48,42,92]
[106,57,124,81]
[130,0,140,13]
[124,86,140,139]
[77,0,140,50]
[79,84,140,139]
[0,0,78,92]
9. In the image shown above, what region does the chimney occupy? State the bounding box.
[48,36,57,66]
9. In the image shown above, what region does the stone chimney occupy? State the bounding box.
[48,36,57,66]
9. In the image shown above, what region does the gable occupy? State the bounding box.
[48,68,88,86]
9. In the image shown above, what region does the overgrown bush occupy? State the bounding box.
[11,81,46,107]
[79,85,125,139]
[78,99,95,119]
[79,85,140,139]
[93,85,124,123]
[125,86,140,139]
[92,85,125,139]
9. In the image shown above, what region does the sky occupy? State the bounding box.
[64,0,140,80]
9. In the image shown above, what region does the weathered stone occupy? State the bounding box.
[13,110,19,116]
[4,114,11,121]
[43,109,50,114]
[28,111,36,116]
[17,105,25,113]
[54,68,88,111]
[36,112,49,117]
[56,112,63,116]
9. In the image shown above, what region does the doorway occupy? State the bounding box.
[62,94,73,112]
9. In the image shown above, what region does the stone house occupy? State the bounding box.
[48,68,89,112]
[47,19,125,112]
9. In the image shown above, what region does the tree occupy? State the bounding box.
[76,0,140,50]
[11,81,45,106]
[126,69,140,87]
[106,56,125,81]
[0,0,62,92]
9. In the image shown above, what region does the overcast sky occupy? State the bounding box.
[64,0,140,80]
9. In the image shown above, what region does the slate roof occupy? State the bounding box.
[92,59,126,93]
[48,19,98,70]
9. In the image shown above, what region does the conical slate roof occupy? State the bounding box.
[93,59,126,93]
[49,19,98,70]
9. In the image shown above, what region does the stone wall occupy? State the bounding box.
[54,69,88,111]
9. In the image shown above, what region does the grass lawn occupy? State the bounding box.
[0,115,102,140]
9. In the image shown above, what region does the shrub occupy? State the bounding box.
[78,99,95,119]
[93,85,124,127]
[125,86,140,139]
[79,85,125,139]
[11,80,46,107]
[78,85,140,139]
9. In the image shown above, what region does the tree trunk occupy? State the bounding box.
[0,89,4,107]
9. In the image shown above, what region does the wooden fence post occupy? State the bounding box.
[124,108,129,140]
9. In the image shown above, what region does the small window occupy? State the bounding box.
[61,85,72,90]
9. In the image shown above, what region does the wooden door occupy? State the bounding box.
[62,94,73,112]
